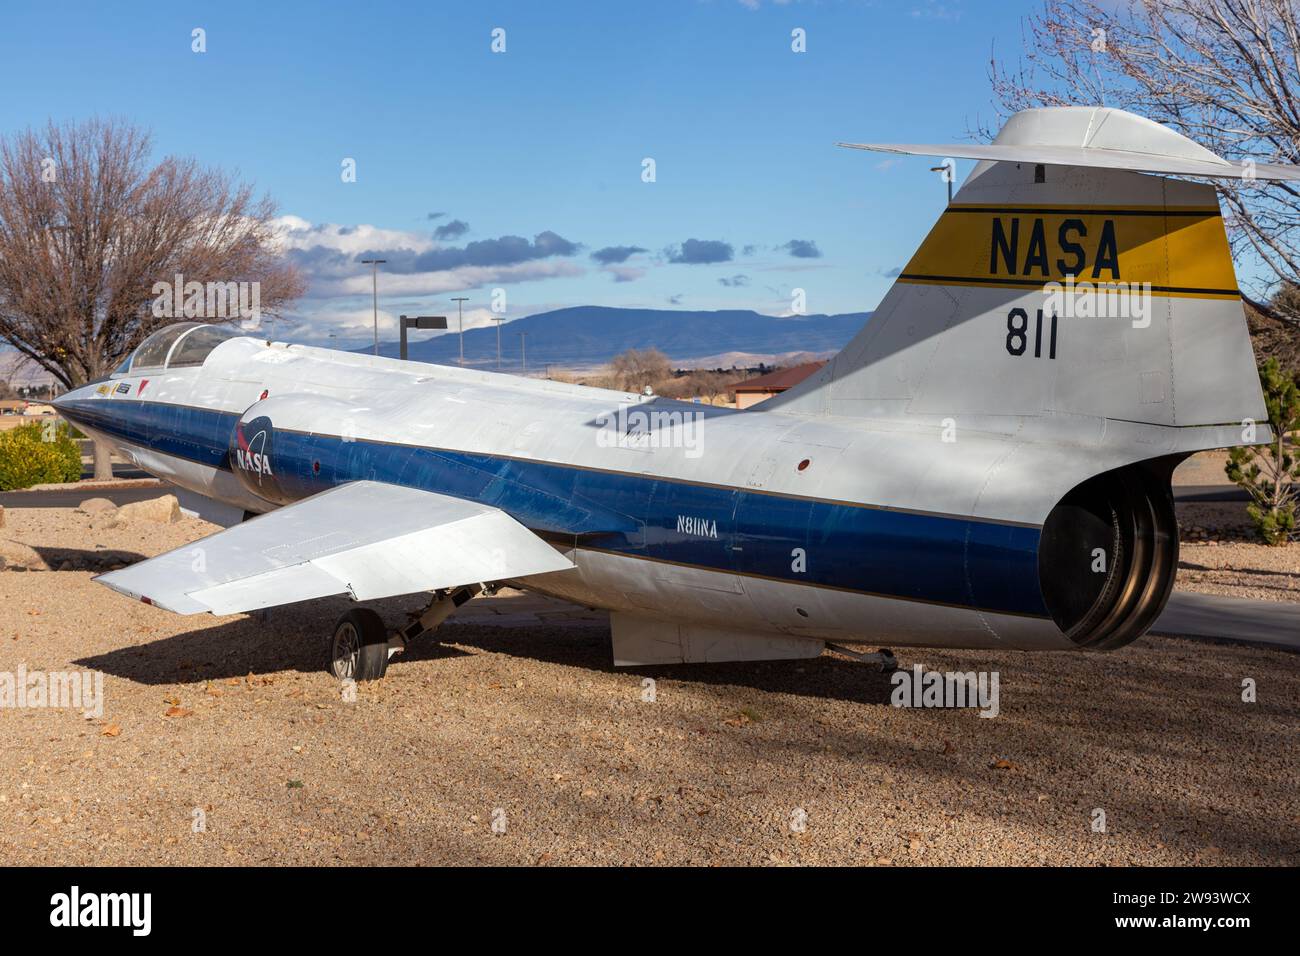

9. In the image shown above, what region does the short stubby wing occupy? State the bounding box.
[94,480,574,615]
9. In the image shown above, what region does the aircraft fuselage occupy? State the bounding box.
[56,334,1098,653]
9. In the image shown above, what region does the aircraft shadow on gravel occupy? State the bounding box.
[73,589,898,705]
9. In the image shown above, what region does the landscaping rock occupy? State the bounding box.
[114,495,181,525]
[0,539,48,571]
[77,497,117,515]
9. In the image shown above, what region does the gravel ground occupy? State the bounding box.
[1175,500,1300,603]
[1,504,1297,866]
[1171,450,1300,604]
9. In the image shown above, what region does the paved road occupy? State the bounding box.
[1173,485,1249,503]
[0,484,173,509]
[74,445,148,481]
[1154,591,1299,650]
[79,465,150,481]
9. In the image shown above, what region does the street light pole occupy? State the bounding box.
[929,164,954,204]
[398,314,448,360]
[492,316,506,369]
[519,331,527,373]
[451,297,468,366]
[360,258,386,355]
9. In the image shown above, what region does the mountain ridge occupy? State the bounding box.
[363,305,870,368]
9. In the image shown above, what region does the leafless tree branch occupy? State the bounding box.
[0,118,304,390]
[984,0,1300,322]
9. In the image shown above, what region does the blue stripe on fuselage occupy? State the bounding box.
[61,396,234,473]
[56,397,1048,616]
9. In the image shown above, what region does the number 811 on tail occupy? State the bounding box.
[1006,308,1058,360]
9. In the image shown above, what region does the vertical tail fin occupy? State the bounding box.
[765,107,1271,456]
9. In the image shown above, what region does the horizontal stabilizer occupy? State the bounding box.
[95,481,574,615]
[840,106,1300,180]
[838,141,1300,181]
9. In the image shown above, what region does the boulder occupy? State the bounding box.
[0,539,48,571]
[114,495,181,525]
[77,497,117,515]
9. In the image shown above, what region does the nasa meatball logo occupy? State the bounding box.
[233,415,275,482]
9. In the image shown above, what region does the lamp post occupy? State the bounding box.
[519,331,527,373]
[491,315,506,369]
[451,296,468,365]
[929,163,954,204]
[398,314,448,361]
[360,258,386,355]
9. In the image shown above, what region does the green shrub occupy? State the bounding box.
[0,421,83,490]
[1225,357,1300,546]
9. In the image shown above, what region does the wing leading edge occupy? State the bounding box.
[95,481,575,615]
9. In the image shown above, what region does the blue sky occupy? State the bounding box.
[0,0,1043,348]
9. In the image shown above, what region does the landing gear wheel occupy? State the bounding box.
[330,609,389,681]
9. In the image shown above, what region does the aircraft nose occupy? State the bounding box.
[52,382,103,425]
[54,383,94,408]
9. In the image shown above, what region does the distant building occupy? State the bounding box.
[731,361,826,409]
[0,399,26,416]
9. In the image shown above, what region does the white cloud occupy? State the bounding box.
[274,216,435,258]
[273,215,587,345]
[303,260,585,300]
[602,265,647,283]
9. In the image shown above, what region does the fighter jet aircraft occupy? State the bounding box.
[53,107,1296,680]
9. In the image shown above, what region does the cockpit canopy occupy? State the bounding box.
[113,323,243,377]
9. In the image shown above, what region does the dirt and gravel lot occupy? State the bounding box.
[1,501,1297,866]
[1174,501,1300,604]
[1171,450,1300,604]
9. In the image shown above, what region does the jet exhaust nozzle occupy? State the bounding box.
[1036,459,1180,650]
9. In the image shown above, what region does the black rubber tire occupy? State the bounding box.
[329,608,389,681]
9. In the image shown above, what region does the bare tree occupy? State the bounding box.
[986,0,1300,323]
[656,368,743,404]
[698,369,743,405]
[608,347,672,393]
[0,118,303,477]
